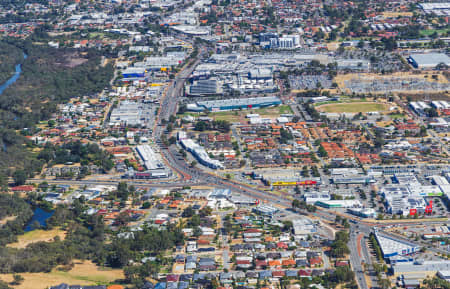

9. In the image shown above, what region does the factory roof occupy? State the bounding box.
[409,53,450,66]
[196,96,281,110]
[394,260,450,274]
[375,232,419,258]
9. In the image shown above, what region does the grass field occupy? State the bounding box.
[316,102,389,113]
[420,28,450,37]
[0,260,124,289]
[7,229,66,249]
[210,105,293,122]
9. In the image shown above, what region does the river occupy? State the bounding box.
[0,53,27,95]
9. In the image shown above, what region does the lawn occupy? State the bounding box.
[420,29,449,37]
[316,102,389,113]
[7,228,66,249]
[388,113,406,119]
[0,260,124,289]
[210,105,293,122]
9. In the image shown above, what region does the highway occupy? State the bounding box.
[349,225,369,289]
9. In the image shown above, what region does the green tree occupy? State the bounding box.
[12,170,27,186]
[12,274,24,285]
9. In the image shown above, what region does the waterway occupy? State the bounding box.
[0,53,27,95]
[24,207,54,232]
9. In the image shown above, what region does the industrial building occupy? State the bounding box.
[408,53,450,69]
[431,100,450,110]
[122,67,146,79]
[409,101,431,116]
[393,260,450,275]
[419,3,450,15]
[180,138,224,169]
[187,96,282,112]
[109,101,154,127]
[375,232,419,259]
[133,53,187,71]
[292,218,316,240]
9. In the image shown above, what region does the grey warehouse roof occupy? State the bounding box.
[196,96,281,109]
[410,53,450,66]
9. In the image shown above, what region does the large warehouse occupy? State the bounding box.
[408,53,450,69]
[187,96,282,112]
[375,232,419,259]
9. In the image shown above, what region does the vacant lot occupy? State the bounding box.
[316,102,389,113]
[382,11,413,17]
[7,229,66,249]
[0,260,124,289]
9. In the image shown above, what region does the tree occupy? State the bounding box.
[381,37,397,51]
[193,226,202,237]
[318,145,328,157]
[182,206,195,218]
[116,182,129,200]
[0,280,12,289]
[199,206,212,217]
[194,121,208,131]
[12,170,27,186]
[12,274,24,285]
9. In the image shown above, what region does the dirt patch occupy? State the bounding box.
[382,11,413,18]
[316,102,390,113]
[7,229,67,249]
[0,260,124,289]
[334,72,450,94]
[0,215,17,226]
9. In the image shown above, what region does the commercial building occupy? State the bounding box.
[315,200,362,209]
[180,138,223,169]
[347,208,377,218]
[136,145,165,171]
[380,183,437,215]
[126,169,170,179]
[252,205,278,217]
[332,176,375,185]
[188,79,221,96]
[375,232,419,259]
[437,270,450,281]
[303,192,331,204]
[408,53,450,69]
[187,96,282,112]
